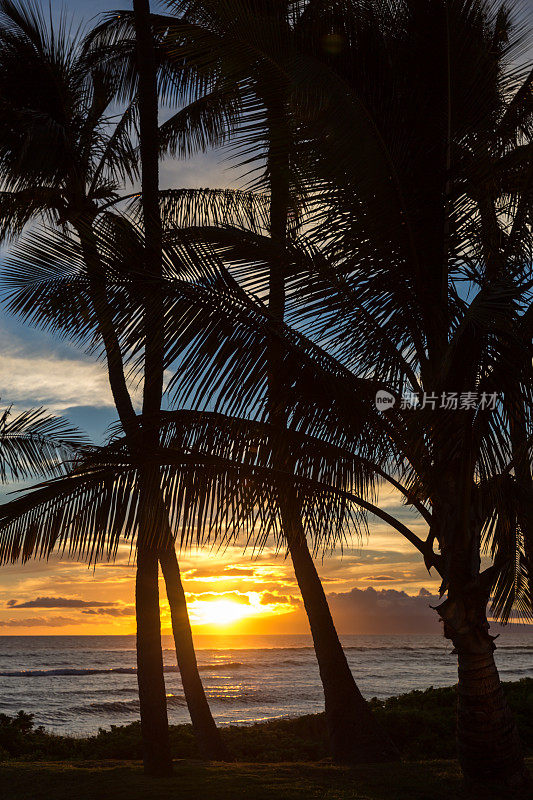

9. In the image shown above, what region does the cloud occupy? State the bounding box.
[188,591,251,605]
[260,592,289,605]
[0,328,171,414]
[82,606,135,617]
[160,150,235,192]
[7,596,116,609]
[0,616,78,627]
[338,549,421,565]
[260,592,300,606]
[222,567,256,577]
[183,565,256,580]
[327,586,442,634]
[0,351,113,411]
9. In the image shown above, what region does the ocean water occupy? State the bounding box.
[0,631,531,736]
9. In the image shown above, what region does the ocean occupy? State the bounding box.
[0,631,531,736]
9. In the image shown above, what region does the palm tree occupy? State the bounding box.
[160,0,533,791]
[93,0,533,789]
[0,0,229,771]
[87,0,397,764]
[130,0,173,774]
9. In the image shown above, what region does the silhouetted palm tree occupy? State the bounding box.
[87,0,397,764]
[0,0,229,771]
[288,6,533,790]
[130,0,174,774]
[155,0,533,791]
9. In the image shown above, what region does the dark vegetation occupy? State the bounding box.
[0,760,471,800]
[0,679,531,764]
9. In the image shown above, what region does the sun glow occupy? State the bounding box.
[184,591,294,629]
[192,599,252,626]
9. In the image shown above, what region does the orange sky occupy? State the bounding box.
[0,487,448,636]
[1,0,531,641]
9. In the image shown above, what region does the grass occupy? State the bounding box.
[4,758,533,800]
[1,681,531,799]
[0,759,469,800]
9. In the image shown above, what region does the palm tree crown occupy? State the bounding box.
[0,0,138,240]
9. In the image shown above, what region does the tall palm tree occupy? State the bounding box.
[130,0,173,774]
[162,0,533,791]
[92,0,533,789]
[87,0,397,764]
[0,0,229,771]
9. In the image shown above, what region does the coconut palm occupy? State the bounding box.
[0,0,229,771]
[153,0,533,791]
[88,0,533,790]
[86,0,397,764]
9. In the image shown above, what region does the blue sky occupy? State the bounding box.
[1,0,120,442]
[0,0,235,443]
[0,0,528,636]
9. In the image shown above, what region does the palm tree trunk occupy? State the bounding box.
[436,488,529,795]
[438,594,530,795]
[75,216,172,775]
[287,515,399,763]
[75,217,173,773]
[76,218,226,760]
[75,219,139,438]
[265,92,397,764]
[457,644,527,791]
[133,0,228,766]
[160,547,233,761]
[135,542,173,776]
[134,0,177,776]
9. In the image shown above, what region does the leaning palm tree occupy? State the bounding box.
[150,0,533,792]
[86,0,397,764]
[0,0,229,771]
[90,0,533,790]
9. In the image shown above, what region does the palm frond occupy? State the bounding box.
[0,409,376,565]
[0,405,87,483]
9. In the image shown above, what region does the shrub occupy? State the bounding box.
[0,678,529,763]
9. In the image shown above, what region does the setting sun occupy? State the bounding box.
[192,599,252,627]
[181,590,295,630]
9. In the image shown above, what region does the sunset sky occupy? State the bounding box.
[0,490,441,635]
[0,0,454,638]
